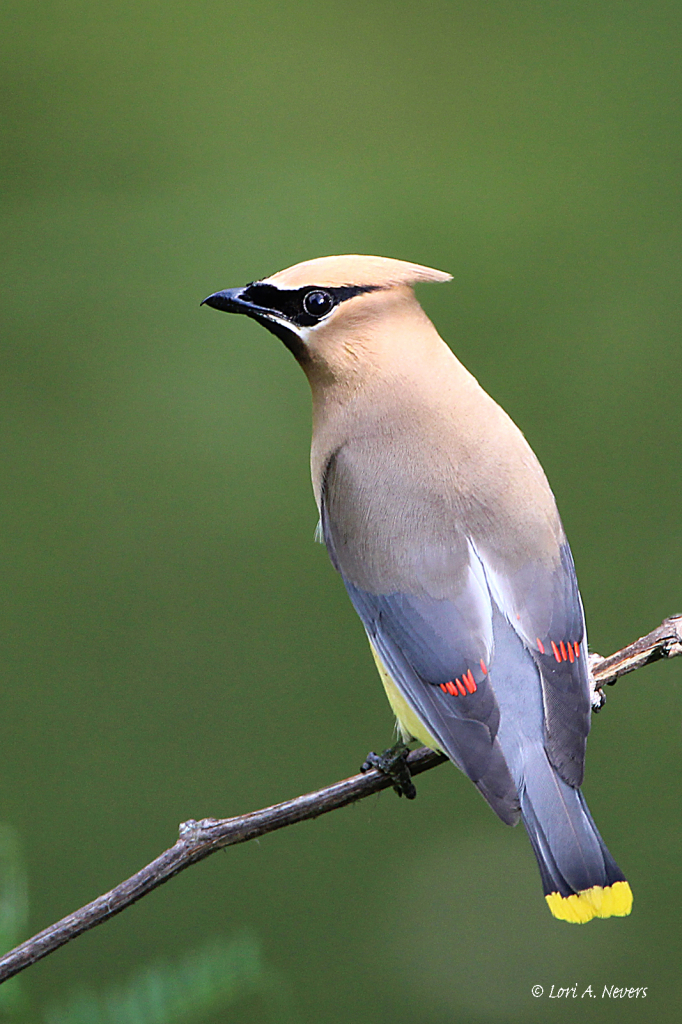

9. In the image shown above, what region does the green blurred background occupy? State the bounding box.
[1,1,680,1020]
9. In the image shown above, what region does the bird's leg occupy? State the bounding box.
[361,741,417,799]
[588,652,607,712]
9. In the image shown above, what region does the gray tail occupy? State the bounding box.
[519,743,626,899]
[488,607,631,919]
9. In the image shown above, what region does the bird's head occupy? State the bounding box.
[202,255,452,387]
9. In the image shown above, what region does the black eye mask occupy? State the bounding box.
[239,283,380,328]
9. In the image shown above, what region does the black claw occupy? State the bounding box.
[360,741,417,799]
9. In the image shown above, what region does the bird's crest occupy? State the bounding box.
[264,255,452,290]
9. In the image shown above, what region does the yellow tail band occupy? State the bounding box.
[546,881,633,923]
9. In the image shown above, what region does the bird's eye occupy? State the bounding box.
[303,290,333,318]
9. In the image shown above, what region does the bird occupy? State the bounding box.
[202,254,633,924]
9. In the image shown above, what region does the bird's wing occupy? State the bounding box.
[321,449,520,824]
[321,443,591,811]
[477,539,591,787]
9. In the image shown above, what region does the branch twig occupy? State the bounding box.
[591,614,682,687]
[0,615,679,984]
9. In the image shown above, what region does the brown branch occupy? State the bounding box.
[0,615,679,984]
[590,614,682,687]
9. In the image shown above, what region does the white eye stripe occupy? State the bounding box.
[297,325,314,343]
[257,312,318,344]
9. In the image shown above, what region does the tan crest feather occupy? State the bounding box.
[264,255,452,290]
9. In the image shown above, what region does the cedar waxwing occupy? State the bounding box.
[202,255,632,924]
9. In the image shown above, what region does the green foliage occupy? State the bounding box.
[0,831,293,1023]
[44,933,294,1024]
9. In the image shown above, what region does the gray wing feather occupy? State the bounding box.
[480,542,591,786]
[321,453,519,823]
[345,578,520,824]
[321,445,590,806]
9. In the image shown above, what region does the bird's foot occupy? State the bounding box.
[591,686,607,713]
[361,741,417,799]
[588,652,606,712]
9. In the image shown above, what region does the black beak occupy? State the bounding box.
[201,282,309,361]
[200,286,253,314]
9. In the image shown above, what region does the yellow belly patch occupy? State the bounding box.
[368,640,442,752]
[546,881,633,923]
